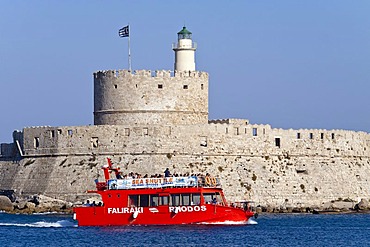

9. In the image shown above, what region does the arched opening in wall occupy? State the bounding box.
[201,84,204,90]
[275,138,281,148]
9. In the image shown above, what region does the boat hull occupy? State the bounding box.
[74,204,254,226]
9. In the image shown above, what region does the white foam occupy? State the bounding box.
[0,220,77,228]
[246,218,258,225]
[198,220,248,225]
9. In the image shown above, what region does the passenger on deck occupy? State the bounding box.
[212,198,217,204]
[164,168,171,177]
[84,200,91,207]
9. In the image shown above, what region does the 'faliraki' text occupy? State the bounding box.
[108,207,143,214]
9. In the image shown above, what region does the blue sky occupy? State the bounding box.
[1,1,370,143]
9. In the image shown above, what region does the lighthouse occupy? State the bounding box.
[173,26,197,71]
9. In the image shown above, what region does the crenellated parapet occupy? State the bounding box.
[94,70,209,126]
[93,69,208,79]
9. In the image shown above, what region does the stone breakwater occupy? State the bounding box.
[0,195,73,214]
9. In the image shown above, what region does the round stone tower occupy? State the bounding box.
[173,26,196,71]
[93,27,208,126]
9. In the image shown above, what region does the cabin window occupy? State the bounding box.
[193,193,201,205]
[129,195,139,207]
[150,195,158,206]
[215,192,224,206]
[159,196,169,206]
[171,194,181,206]
[181,194,191,206]
[140,195,149,207]
[203,193,216,204]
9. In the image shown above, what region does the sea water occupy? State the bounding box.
[1,212,370,247]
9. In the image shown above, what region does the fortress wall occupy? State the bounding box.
[94,70,209,126]
[21,121,370,158]
[2,120,368,206]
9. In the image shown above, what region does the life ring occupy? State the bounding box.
[205,176,217,186]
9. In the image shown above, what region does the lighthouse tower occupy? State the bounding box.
[173,26,197,71]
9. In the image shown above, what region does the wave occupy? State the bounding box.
[198,219,257,225]
[0,220,77,228]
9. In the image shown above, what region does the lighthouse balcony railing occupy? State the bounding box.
[172,42,197,49]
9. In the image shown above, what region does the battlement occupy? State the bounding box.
[209,119,250,125]
[94,70,208,80]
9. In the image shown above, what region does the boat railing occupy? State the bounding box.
[96,176,221,190]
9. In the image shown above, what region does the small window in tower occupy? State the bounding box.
[183,85,188,89]
[158,84,163,89]
[331,133,335,139]
[201,84,204,90]
[114,84,117,89]
[321,133,324,139]
[252,128,257,137]
[143,128,148,136]
[58,129,62,135]
[125,128,130,136]
[91,137,99,148]
[68,130,73,136]
[297,133,301,139]
[34,137,40,149]
[200,136,207,147]
[309,133,313,139]
[50,130,55,138]
[275,138,281,148]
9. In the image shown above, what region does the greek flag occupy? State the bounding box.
[119,25,129,37]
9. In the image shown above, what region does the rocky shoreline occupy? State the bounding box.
[1,194,369,216]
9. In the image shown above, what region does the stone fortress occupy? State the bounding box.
[1,27,370,211]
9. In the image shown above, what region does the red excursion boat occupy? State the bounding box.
[73,158,257,226]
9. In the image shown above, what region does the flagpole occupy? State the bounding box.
[128,24,131,72]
